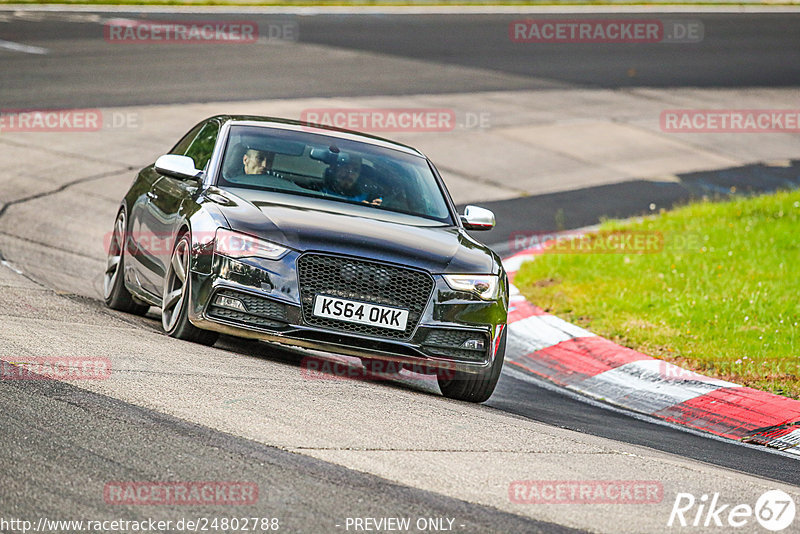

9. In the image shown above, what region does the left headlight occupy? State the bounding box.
[443,274,500,300]
[215,228,288,260]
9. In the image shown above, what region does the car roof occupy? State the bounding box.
[215,115,426,158]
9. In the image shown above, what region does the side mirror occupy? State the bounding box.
[154,155,203,181]
[460,205,495,231]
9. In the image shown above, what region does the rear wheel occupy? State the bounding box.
[437,327,506,403]
[103,210,150,315]
[162,232,219,346]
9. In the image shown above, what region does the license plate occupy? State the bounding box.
[312,295,409,331]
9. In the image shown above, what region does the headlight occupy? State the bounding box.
[443,274,499,300]
[215,228,288,260]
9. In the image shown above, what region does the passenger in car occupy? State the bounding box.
[224,143,295,190]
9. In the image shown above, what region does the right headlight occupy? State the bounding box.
[443,274,500,300]
[214,228,288,260]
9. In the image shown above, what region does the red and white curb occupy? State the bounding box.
[502,247,800,456]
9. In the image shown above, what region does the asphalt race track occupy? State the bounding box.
[1,8,799,533]
[2,12,800,107]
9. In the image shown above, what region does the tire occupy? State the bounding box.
[162,231,219,346]
[437,327,506,403]
[103,210,150,316]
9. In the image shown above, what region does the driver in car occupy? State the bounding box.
[324,155,382,206]
[243,147,277,175]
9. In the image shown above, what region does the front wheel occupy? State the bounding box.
[162,232,219,346]
[438,327,506,403]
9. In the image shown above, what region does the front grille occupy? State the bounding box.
[207,289,287,329]
[297,253,434,340]
[422,328,489,361]
[208,307,285,329]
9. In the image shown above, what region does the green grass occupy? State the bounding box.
[1,0,796,6]
[515,190,800,399]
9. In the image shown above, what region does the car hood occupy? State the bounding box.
[209,187,499,274]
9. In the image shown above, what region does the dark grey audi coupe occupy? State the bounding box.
[104,116,508,402]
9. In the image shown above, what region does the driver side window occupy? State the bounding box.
[170,120,220,172]
[183,121,220,171]
[170,123,203,156]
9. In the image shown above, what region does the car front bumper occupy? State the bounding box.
[187,252,508,374]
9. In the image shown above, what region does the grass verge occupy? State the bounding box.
[515,189,800,399]
[1,1,796,6]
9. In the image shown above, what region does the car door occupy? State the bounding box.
[129,121,205,295]
[135,119,221,297]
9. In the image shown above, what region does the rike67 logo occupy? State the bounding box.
[668,490,796,531]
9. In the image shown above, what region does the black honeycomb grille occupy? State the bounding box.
[424,329,485,347]
[208,289,287,329]
[297,253,434,340]
[422,328,489,361]
[208,307,285,329]
[424,346,486,361]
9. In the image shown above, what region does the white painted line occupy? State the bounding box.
[574,359,737,413]
[0,38,48,55]
[1,260,24,275]
[102,17,144,26]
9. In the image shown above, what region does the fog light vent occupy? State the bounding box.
[214,295,247,312]
[461,339,485,350]
[422,328,489,361]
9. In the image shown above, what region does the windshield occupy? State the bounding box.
[217,125,453,224]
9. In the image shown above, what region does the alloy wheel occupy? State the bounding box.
[162,236,190,333]
[103,212,126,300]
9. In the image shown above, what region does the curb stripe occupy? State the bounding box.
[518,337,651,386]
[502,244,800,452]
[573,360,736,414]
[655,387,800,439]
[767,430,800,452]
[508,296,546,323]
[509,314,595,355]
